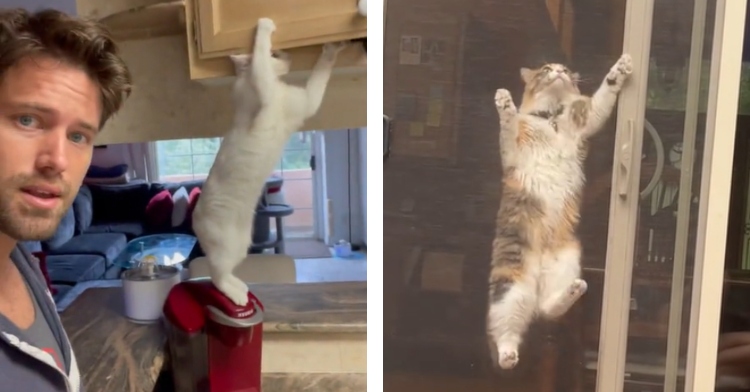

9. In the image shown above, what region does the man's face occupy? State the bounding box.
[0,56,101,241]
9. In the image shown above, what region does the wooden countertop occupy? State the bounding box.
[58,280,366,391]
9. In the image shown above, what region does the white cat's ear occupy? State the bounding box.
[229,54,251,75]
[520,67,535,83]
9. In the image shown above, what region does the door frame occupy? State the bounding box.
[685,1,746,390]
[595,0,747,391]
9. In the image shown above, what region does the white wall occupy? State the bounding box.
[358,128,367,244]
[90,143,150,180]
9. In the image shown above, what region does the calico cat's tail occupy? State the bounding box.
[486,186,542,370]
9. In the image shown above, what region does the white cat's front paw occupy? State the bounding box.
[257,18,276,33]
[214,276,249,306]
[606,53,633,87]
[323,40,350,57]
[494,89,514,110]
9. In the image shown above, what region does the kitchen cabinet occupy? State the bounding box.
[193,0,366,60]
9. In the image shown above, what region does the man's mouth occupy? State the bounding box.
[20,186,62,199]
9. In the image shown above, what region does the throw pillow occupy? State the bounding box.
[72,186,93,235]
[186,187,202,226]
[32,252,57,295]
[42,208,75,250]
[171,186,190,227]
[145,190,174,229]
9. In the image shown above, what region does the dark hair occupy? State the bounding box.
[0,8,132,127]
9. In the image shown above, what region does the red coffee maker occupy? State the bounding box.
[163,277,264,392]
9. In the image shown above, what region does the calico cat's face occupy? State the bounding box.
[229,50,292,77]
[520,63,580,96]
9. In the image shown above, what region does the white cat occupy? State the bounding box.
[358,0,367,16]
[191,17,349,306]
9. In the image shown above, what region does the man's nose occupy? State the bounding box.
[35,128,69,175]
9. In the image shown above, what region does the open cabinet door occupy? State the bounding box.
[193,0,367,59]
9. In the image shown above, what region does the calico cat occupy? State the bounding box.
[191,17,349,306]
[487,54,633,370]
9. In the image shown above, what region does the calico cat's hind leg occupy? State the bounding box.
[538,242,587,320]
[487,256,537,370]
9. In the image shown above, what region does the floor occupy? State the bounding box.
[284,238,333,259]
[294,256,367,283]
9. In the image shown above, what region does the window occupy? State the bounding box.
[153,138,222,182]
[151,134,317,236]
[273,132,315,237]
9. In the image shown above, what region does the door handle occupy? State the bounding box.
[384,114,392,161]
[618,119,635,198]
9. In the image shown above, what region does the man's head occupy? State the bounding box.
[0,8,132,242]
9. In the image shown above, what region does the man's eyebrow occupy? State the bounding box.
[12,102,99,133]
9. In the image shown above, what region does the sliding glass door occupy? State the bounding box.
[383,0,744,391]
[597,1,746,391]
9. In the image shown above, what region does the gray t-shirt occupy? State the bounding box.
[21,280,64,370]
[0,247,78,392]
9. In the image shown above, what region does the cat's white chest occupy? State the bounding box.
[515,119,584,206]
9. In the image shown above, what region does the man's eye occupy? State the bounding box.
[17,115,37,128]
[69,132,88,144]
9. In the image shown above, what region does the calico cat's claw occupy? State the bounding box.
[494,89,514,110]
[605,53,633,88]
[614,53,633,76]
[257,18,276,33]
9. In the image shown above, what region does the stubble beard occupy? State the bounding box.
[0,176,70,241]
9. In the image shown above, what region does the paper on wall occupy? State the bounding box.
[399,35,422,65]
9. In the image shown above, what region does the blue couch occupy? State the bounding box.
[20,179,205,293]
[21,177,280,302]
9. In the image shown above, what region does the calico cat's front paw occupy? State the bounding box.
[494,89,514,110]
[257,18,276,33]
[605,53,633,88]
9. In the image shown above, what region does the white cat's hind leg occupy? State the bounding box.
[213,273,249,306]
[487,268,537,370]
[202,230,252,306]
[538,243,587,320]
